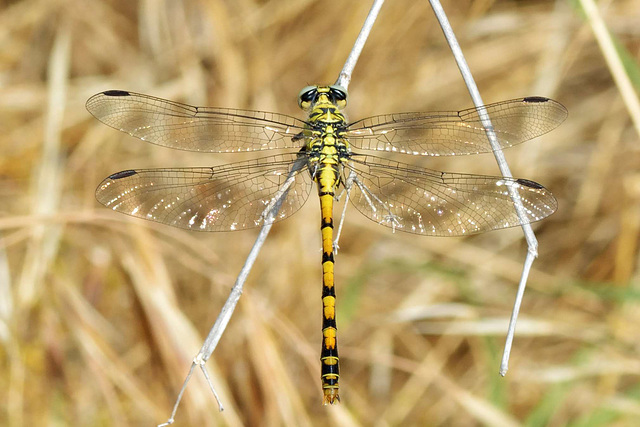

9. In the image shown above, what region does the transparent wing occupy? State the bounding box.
[86,90,308,152]
[95,154,313,231]
[346,97,567,156]
[345,155,557,236]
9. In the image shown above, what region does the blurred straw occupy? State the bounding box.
[0,244,10,343]
[578,0,640,138]
[16,21,70,305]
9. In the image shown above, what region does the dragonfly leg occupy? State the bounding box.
[333,169,357,254]
[353,176,402,230]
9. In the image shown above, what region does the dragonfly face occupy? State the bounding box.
[87,86,566,404]
[298,85,348,111]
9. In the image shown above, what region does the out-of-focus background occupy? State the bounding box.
[2,0,639,425]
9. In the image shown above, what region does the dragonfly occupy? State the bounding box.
[87,85,567,404]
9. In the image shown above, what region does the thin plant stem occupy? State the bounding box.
[158,159,306,426]
[428,0,539,376]
[335,0,386,90]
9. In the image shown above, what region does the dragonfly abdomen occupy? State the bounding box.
[315,160,341,404]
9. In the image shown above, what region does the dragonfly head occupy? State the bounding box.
[298,85,348,111]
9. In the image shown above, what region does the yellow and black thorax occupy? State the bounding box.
[297,85,350,186]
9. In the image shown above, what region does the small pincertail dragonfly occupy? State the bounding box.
[87,85,567,404]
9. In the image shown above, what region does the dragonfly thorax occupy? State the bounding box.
[303,108,351,159]
[302,96,350,188]
[300,85,351,163]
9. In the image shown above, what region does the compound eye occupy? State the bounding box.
[300,89,316,102]
[329,85,348,107]
[332,89,346,101]
[298,85,318,108]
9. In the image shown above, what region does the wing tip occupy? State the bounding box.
[522,96,568,121]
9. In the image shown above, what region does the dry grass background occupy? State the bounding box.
[1,0,639,425]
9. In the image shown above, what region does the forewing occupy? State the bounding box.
[86,90,307,152]
[345,155,557,236]
[95,154,312,231]
[346,97,567,156]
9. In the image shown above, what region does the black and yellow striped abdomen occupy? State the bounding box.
[318,164,340,404]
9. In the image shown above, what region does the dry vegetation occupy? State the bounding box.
[1,0,640,425]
